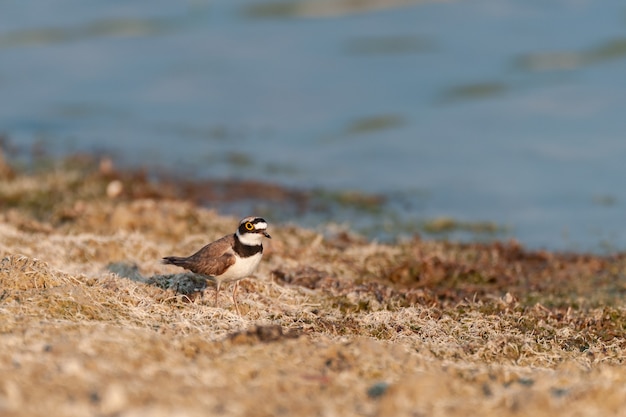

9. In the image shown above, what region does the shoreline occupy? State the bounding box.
[1,144,513,246]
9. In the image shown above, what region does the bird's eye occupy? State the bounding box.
[245,222,254,231]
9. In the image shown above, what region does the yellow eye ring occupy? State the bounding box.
[245,222,254,231]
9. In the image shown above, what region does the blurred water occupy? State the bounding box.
[1,0,626,252]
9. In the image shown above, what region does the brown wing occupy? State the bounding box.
[180,234,236,276]
[185,252,236,277]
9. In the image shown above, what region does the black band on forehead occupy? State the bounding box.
[238,218,268,234]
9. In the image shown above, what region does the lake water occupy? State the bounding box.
[2,0,626,252]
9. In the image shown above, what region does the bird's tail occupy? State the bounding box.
[162,256,188,267]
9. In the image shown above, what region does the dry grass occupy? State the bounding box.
[2,157,626,416]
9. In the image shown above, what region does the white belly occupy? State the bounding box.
[215,252,262,283]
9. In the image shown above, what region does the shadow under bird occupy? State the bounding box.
[162,216,271,315]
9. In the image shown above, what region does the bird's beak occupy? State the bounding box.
[263,231,272,239]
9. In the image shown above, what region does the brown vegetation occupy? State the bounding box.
[2,156,626,416]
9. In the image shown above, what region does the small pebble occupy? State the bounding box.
[106,180,123,198]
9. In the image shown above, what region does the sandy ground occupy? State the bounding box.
[2,158,626,416]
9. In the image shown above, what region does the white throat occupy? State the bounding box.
[236,230,265,246]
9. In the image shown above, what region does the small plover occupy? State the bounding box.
[162,216,271,314]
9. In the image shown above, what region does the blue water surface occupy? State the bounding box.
[1,0,626,251]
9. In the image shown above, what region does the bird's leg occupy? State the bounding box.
[232,281,241,316]
[215,281,221,307]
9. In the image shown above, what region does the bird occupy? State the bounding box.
[162,216,271,315]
